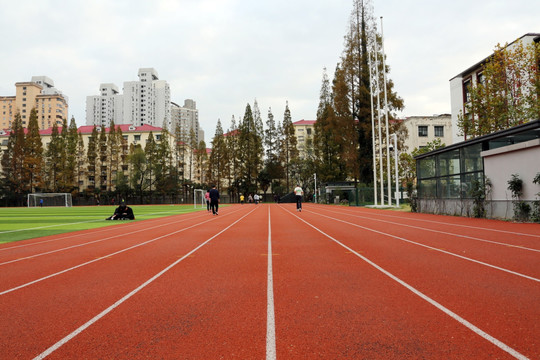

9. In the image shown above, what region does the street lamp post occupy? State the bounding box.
[392,133,399,207]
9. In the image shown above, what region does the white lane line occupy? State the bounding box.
[314,208,540,253]
[266,206,277,360]
[0,212,210,266]
[285,207,529,360]
[306,209,540,283]
[32,207,257,360]
[333,206,540,239]
[1,210,238,295]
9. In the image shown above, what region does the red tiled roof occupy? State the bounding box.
[77,124,163,134]
[1,124,164,137]
[293,119,316,125]
[224,129,240,137]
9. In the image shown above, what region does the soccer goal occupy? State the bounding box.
[28,193,73,207]
[194,189,206,209]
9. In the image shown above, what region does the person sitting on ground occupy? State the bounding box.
[106,201,135,220]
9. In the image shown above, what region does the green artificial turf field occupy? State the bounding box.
[0,205,206,244]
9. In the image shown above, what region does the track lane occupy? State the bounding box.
[271,205,523,359]
[1,204,537,359]
[285,204,538,358]
[0,206,255,359]
[305,206,540,280]
[0,210,246,293]
[34,205,268,359]
[326,205,540,243]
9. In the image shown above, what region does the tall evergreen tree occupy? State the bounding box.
[264,107,284,191]
[64,117,79,192]
[208,119,228,190]
[314,68,341,182]
[339,0,404,183]
[226,116,240,198]
[145,132,158,201]
[129,145,148,203]
[45,123,62,192]
[97,125,108,193]
[238,103,263,194]
[24,108,44,193]
[1,114,26,201]
[86,126,99,195]
[76,131,86,198]
[280,101,298,190]
[333,64,357,180]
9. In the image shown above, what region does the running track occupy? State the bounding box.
[0,204,538,359]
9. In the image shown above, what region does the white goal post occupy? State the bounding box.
[193,189,206,209]
[28,193,73,207]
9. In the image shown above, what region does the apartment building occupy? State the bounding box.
[86,68,172,130]
[171,99,204,144]
[292,119,315,155]
[86,83,124,127]
[450,33,540,143]
[400,115,453,152]
[0,76,68,130]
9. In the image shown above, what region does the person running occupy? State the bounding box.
[205,190,211,212]
[209,185,220,215]
[294,184,304,212]
[240,194,245,205]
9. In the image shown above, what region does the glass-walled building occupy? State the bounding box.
[415,120,540,218]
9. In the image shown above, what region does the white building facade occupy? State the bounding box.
[86,83,124,127]
[86,68,171,130]
[171,99,203,144]
[449,33,540,144]
[400,115,453,152]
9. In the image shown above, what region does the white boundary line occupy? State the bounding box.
[331,205,540,238]
[284,207,529,360]
[33,207,257,360]
[304,209,540,283]
[0,209,242,295]
[266,206,277,360]
[313,207,540,253]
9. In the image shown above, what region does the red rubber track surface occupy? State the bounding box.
[0,204,538,359]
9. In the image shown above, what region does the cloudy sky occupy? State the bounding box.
[1,0,538,143]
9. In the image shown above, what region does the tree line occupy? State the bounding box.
[206,0,405,202]
[0,108,206,206]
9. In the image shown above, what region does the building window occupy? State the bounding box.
[134,135,141,141]
[463,78,472,103]
[418,126,428,137]
[434,126,444,137]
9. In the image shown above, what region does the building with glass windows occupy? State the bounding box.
[415,119,540,219]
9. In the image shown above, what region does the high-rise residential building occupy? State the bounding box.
[171,99,204,144]
[86,68,171,130]
[0,76,68,130]
[123,68,171,129]
[86,83,124,127]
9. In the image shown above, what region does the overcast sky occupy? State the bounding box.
[1,0,538,143]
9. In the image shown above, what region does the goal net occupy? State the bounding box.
[194,189,206,209]
[28,193,73,207]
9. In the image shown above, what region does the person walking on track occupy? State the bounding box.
[209,185,220,215]
[294,184,304,212]
[205,190,211,212]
